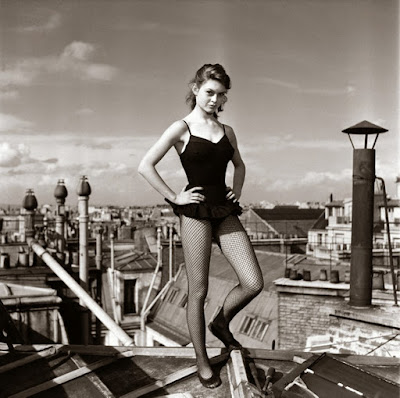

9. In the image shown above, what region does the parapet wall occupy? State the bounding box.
[275,278,400,356]
[328,307,400,356]
[275,278,347,349]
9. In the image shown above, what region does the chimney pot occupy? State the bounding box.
[22,189,38,211]
[77,175,92,197]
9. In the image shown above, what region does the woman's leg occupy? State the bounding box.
[180,215,216,381]
[212,215,264,340]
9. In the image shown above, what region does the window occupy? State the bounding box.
[178,293,188,308]
[239,315,255,335]
[252,318,269,340]
[165,288,179,304]
[239,315,269,341]
[123,279,137,314]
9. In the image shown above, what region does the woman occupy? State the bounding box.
[138,64,263,389]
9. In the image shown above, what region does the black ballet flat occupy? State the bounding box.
[197,371,222,389]
[208,321,242,351]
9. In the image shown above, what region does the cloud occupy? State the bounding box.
[0,113,32,133]
[61,42,95,62]
[0,90,19,101]
[0,142,31,167]
[267,169,352,192]
[19,12,61,32]
[240,135,348,155]
[76,108,94,116]
[257,77,356,97]
[43,158,58,164]
[55,42,118,81]
[73,140,113,150]
[0,68,37,88]
[0,41,118,98]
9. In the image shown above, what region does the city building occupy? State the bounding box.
[307,192,400,267]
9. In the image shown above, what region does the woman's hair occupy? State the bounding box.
[186,64,231,117]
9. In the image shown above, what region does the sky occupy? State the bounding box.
[0,0,399,207]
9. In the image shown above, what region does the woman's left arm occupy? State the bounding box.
[225,126,246,201]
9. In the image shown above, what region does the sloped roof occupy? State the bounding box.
[208,246,286,290]
[267,220,315,237]
[310,211,328,231]
[0,282,57,298]
[253,208,324,221]
[103,250,157,272]
[325,200,344,207]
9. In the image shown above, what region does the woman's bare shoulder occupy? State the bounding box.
[163,119,189,141]
[223,124,237,142]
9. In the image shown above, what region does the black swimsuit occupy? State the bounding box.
[165,120,243,220]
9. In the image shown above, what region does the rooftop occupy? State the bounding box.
[0,344,398,397]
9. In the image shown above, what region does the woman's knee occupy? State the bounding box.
[244,278,264,297]
[188,286,208,302]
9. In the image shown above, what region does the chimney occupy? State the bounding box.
[77,175,92,344]
[22,189,38,242]
[54,179,68,263]
[342,120,388,307]
[396,176,400,199]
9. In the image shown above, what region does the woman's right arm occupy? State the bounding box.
[138,121,204,205]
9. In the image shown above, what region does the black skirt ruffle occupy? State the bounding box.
[165,198,242,220]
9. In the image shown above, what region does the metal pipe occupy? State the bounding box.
[169,225,173,280]
[376,177,398,306]
[140,263,184,345]
[141,227,162,316]
[29,239,134,346]
[140,227,162,345]
[55,215,65,255]
[110,232,115,301]
[95,227,103,271]
[95,226,103,343]
[349,149,375,307]
[78,196,89,294]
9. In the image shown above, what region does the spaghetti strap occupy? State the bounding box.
[182,120,191,135]
[222,124,225,134]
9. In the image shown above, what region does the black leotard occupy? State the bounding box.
[165,120,242,220]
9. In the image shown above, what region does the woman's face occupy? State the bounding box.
[193,79,227,114]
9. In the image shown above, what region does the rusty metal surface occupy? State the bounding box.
[349,149,375,307]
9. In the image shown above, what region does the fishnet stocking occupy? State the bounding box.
[214,215,264,322]
[180,214,263,378]
[180,215,213,378]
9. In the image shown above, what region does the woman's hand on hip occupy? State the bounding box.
[226,186,239,202]
[174,186,205,205]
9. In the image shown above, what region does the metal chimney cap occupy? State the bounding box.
[342,120,388,135]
